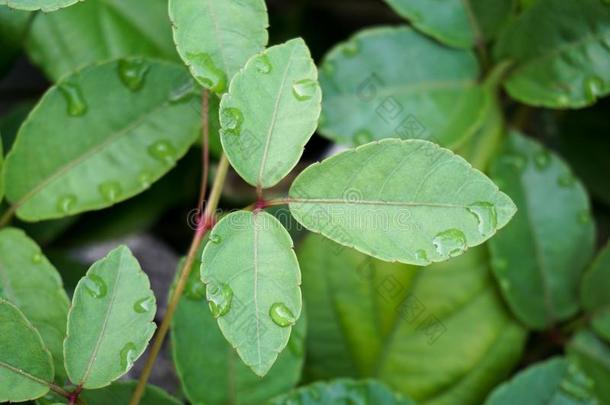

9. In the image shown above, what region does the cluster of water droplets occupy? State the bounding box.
[187,52,227,94]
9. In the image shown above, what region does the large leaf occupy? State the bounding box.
[488,132,595,329]
[4,59,200,222]
[484,357,597,404]
[269,379,415,405]
[169,0,268,93]
[25,0,178,81]
[568,330,610,404]
[63,246,156,388]
[384,0,515,49]
[173,248,305,404]
[581,243,610,342]
[318,26,487,147]
[0,6,30,76]
[80,381,181,405]
[201,210,302,377]
[289,139,516,265]
[0,0,76,11]
[299,234,527,404]
[494,0,610,108]
[0,299,54,402]
[0,228,69,380]
[220,38,321,188]
[0,133,4,202]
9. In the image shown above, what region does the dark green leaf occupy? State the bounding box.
[568,330,610,404]
[80,381,181,405]
[0,6,31,75]
[581,242,610,342]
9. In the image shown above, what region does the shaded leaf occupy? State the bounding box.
[289,138,516,265]
[201,210,302,377]
[0,6,30,76]
[0,0,77,12]
[581,242,610,342]
[0,133,3,201]
[488,132,595,329]
[64,246,156,388]
[568,330,610,404]
[80,381,181,405]
[4,59,200,222]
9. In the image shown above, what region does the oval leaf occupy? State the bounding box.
[319,26,487,147]
[289,138,516,265]
[220,38,321,188]
[0,228,69,379]
[169,0,268,93]
[64,245,156,389]
[4,59,200,222]
[0,299,54,402]
[494,0,610,108]
[568,330,610,404]
[581,242,610,342]
[488,132,595,329]
[81,381,181,405]
[0,0,77,12]
[201,210,302,377]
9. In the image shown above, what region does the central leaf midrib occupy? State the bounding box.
[290,197,486,209]
[0,359,51,389]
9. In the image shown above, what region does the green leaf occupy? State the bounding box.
[568,330,610,404]
[0,6,30,76]
[219,38,321,188]
[0,0,76,12]
[173,248,305,404]
[269,379,415,405]
[384,0,515,49]
[201,210,302,377]
[484,357,597,404]
[289,138,516,265]
[80,381,181,405]
[318,26,487,147]
[494,0,610,108]
[488,132,595,329]
[4,59,200,222]
[25,0,178,81]
[299,234,526,403]
[64,245,156,389]
[581,242,610,342]
[169,0,268,94]
[0,133,4,202]
[0,228,70,380]
[0,299,54,402]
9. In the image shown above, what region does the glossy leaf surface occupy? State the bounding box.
[581,243,610,342]
[0,0,77,12]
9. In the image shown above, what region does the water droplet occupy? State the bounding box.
[414,249,429,263]
[58,82,87,117]
[584,75,604,101]
[556,94,569,106]
[120,342,138,371]
[558,173,575,187]
[534,151,551,169]
[354,129,373,145]
[184,277,206,301]
[209,233,222,244]
[98,181,122,203]
[169,77,197,103]
[254,54,272,74]
[269,302,296,327]
[578,210,592,224]
[32,253,43,264]
[467,202,497,236]
[501,153,526,171]
[117,58,150,92]
[148,140,177,165]
[432,229,467,258]
[207,282,233,318]
[187,52,227,93]
[138,171,152,188]
[341,41,359,57]
[220,107,244,136]
[83,274,107,298]
[133,296,154,314]
[292,79,318,101]
[57,194,77,214]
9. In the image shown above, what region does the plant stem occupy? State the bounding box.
[197,90,211,214]
[129,154,229,405]
[0,206,16,229]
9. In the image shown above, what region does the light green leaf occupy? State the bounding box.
[484,357,597,404]
[488,132,595,329]
[299,234,526,404]
[25,0,178,81]
[173,248,305,404]
[220,38,321,188]
[568,330,610,404]
[269,379,415,405]
[581,242,610,342]
[384,0,515,49]
[494,0,610,108]
[169,0,268,93]
[80,381,181,405]
[0,0,77,12]
[0,299,54,402]
[201,210,302,377]
[4,59,200,222]
[318,26,487,147]
[289,138,516,265]
[0,228,70,380]
[64,246,156,389]
[0,133,4,202]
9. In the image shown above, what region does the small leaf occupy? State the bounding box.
[0,0,77,12]
[220,38,321,188]
[4,59,200,222]
[581,242,610,342]
[384,0,515,49]
[0,228,70,380]
[319,26,487,147]
[568,330,610,404]
[201,210,302,377]
[494,0,610,108]
[289,138,516,265]
[80,381,181,405]
[64,246,156,389]
[488,131,595,329]
[0,299,54,402]
[269,379,415,404]
[484,357,597,404]
[169,0,268,93]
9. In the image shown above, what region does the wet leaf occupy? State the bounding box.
[581,242,610,342]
